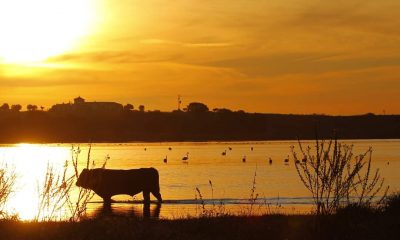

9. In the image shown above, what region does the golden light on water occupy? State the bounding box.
[0,141,398,220]
[4,144,70,220]
[0,0,97,64]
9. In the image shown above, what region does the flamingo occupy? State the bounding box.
[168,147,172,151]
[222,150,227,156]
[182,152,189,161]
[251,147,254,151]
[228,147,232,151]
[269,157,272,165]
[163,155,168,164]
[284,155,289,164]
[242,155,246,163]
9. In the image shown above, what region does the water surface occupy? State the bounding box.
[1,140,399,220]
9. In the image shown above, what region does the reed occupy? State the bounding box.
[194,180,227,218]
[247,167,259,215]
[35,145,109,221]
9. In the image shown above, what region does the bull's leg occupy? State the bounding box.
[143,202,150,218]
[143,191,150,203]
[151,191,163,203]
[102,195,112,204]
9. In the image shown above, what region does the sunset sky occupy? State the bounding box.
[0,0,399,114]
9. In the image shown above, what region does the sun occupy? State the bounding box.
[0,0,96,64]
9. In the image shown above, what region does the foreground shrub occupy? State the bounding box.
[291,137,388,215]
[383,192,400,215]
[336,203,376,217]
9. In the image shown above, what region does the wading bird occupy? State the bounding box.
[284,155,289,164]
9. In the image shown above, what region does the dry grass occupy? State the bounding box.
[35,145,109,221]
[194,180,228,218]
[1,211,399,240]
[0,163,16,218]
[193,168,286,218]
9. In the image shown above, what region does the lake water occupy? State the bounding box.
[0,140,399,220]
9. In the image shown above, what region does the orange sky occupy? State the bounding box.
[0,0,399,115]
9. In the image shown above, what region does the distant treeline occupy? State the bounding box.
[0,105,399,143]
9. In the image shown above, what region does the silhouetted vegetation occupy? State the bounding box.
[0,134,398,239]
[291,138,388,215]
[138,105,145,112]
[0,103,9,111]
[123,104,134,111]
[186,102,209,113]
[383,192,400,215]
[0,98,399,143]
[0,209,399,240]
[0,163,16,218]
[35,145,108,221]
[10,104,22,112]
[26,104,38,112]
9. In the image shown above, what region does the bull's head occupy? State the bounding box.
[76,168,90,188]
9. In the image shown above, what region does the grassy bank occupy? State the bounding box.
[0,210,399,240]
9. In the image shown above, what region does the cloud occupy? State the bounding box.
[202,53,400,77]
[183,42,233,48]
[2,0,400,114]
[46,51,183,65]
[286,0,400,35]
[140,38,234,48]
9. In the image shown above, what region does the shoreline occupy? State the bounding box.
[1,213,398,240]
[0,138,399,145]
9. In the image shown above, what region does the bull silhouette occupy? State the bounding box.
[76,168,162,203]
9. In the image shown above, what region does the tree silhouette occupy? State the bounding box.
[124,104,134,111]
[213,108,232,114]
[0,103,9,111]
[139,105,145,112]
[187,102,209,113]
[10,104,22,112]
[27,104,38,111]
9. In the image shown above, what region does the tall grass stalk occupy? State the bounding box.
[195,180,227,218]
[35,145,108,221]
[247,167,259,215]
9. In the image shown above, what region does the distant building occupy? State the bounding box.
[74,96,85,104]
[49,97,123,113]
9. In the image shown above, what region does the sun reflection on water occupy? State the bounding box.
[2,144,70,220]
[0,140,398,220]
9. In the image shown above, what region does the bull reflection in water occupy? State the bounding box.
[93,202,161,219]
[76,167,162,218]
